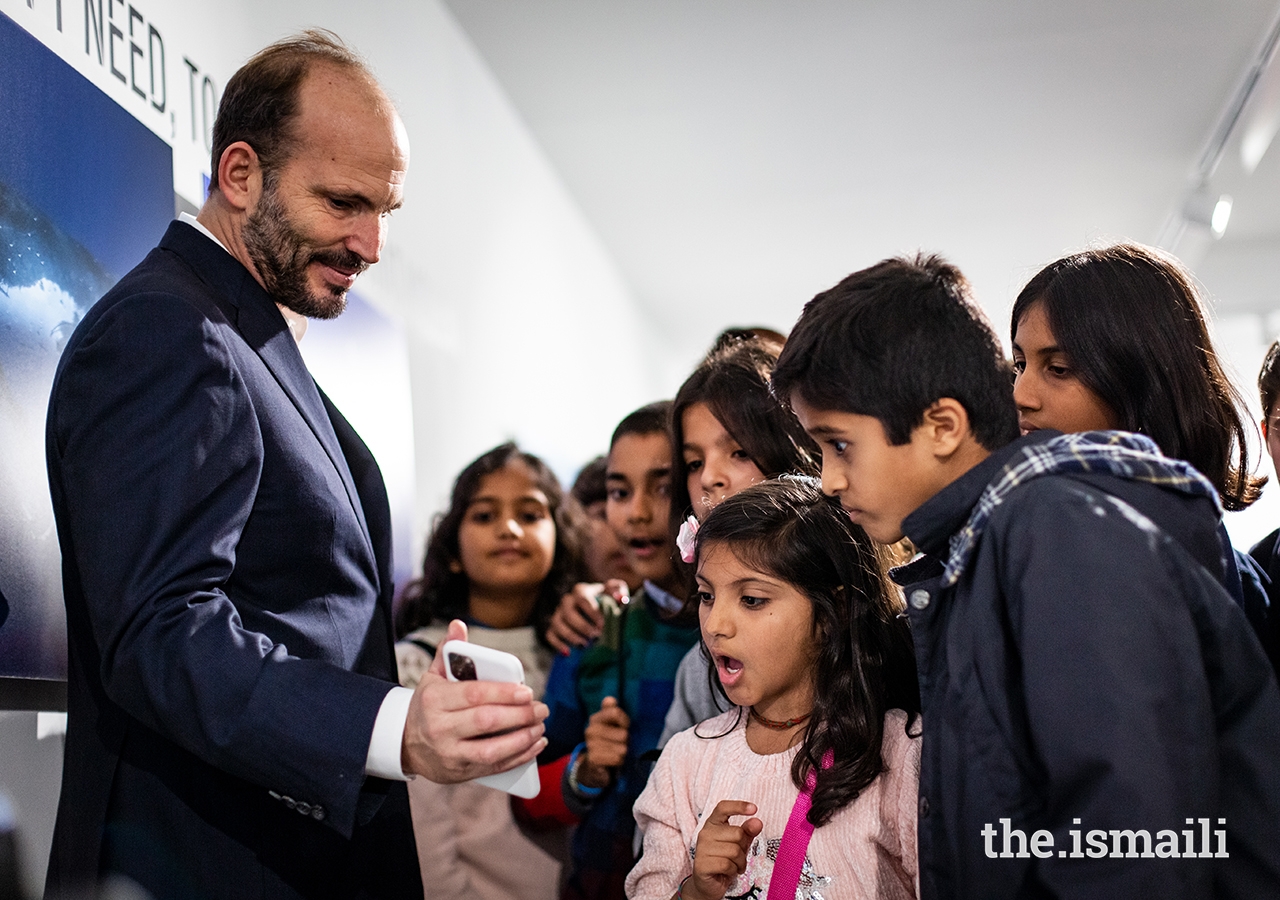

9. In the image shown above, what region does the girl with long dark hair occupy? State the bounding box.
[652,335,825,744]
[394,442,580,900]
[1011,242,1263,509]
[1010,242,1275,666]
[395,442,579,652]
[627,477,921,900]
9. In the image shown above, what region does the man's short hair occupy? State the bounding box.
[772,253,1019,450]
[1261,341,1280,422]
[610,401,672,450]
[209,29,370,191]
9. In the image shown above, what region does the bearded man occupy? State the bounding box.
[44,31,547,900]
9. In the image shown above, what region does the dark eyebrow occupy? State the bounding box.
[1012,336,1063,357]
[805,425,842,438]
[697,575,784,593]
[727,576,783,591]
[647,466,672,479]
[319,187,401,215]
[319,186,369,204]
[469,492,547,506]
[605,473,628,482]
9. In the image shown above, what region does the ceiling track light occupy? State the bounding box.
[1156,7,1280,252]
[1182,189,1233,239]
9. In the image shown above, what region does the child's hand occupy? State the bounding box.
[546,582,605,653]
[578,696,630,788]
[686,800,764,900]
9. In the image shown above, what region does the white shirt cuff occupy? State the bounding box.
[365,685,415,781]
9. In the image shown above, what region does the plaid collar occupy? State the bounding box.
[939,430,1222,588]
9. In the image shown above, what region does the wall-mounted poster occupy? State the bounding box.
[0,10,174,696]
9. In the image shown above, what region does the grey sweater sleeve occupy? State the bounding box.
[656,644,727,749]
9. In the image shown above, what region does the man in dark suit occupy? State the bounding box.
[43,31,547,899]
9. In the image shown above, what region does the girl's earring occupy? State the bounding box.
[448,559,463,574]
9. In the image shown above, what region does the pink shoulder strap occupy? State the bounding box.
[766,749,832,900]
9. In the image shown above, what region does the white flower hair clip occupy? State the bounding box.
[676,515,700,564]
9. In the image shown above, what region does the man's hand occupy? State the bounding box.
[545,580,629,654]
[684,800,764,900]
[401,620,549,783]
[577,696,630,788]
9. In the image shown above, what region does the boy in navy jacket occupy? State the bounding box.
[771,254,1280,900]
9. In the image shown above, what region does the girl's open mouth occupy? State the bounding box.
[715,654,744,686]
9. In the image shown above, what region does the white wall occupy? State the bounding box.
[1199,239,1280,552]
[0,714,62,899]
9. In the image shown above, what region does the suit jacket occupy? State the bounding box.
[43,222,420,899]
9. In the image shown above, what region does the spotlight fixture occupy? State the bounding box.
[1211,195,1233,236]
[1182,189,1233,239]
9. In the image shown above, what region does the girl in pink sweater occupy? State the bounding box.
[627,477,922,900]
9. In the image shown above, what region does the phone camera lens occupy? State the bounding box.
[449,654,477,681]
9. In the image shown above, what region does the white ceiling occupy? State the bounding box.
[442,0,1280,361]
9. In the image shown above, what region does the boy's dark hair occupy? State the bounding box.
[1013,242,1264,511]
[611,400,673,448]
[395,442,580,641]
[1262,342,1280,423]
[772,254,1018,450]
[670,335,819,595]
[211,30,371,190]
[694,476,919,828]
[571,455,609,508]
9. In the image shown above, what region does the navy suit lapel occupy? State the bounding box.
[158,222,377,568]
[322,387,397,679]
[246,308,377,561]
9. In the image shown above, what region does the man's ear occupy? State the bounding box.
[920,398,972,460]
[1263,416,1270,443]
[213,141,263,213]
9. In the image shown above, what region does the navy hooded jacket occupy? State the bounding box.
[894,430,1280,900]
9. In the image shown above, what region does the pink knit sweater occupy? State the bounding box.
[627,708,921,900]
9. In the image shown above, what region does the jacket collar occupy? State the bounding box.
[900,432,1039,559]
[158,221,376,564]
[904,428,1223,589]
[160,219,263,315]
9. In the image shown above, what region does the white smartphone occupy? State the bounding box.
[440,640,541,799]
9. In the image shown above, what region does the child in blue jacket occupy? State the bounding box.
[541,402,699,900]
